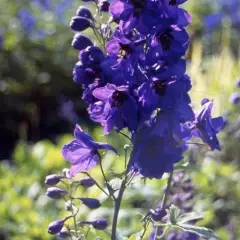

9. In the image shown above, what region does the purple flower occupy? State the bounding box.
[45,174,63,186]
[148,25,189,63]
[62,124,118,177]
[78,218,108,230]
[48,220,65,235]
[76,6,94,20]
[130,108,191,178]
[72,34,93,51]
[74,177,96,188]
[193,98,223,150]
[90,84,139,134]
[57,228,70,238]
[138,72,191,115]
[79,197,101,209]
[150,208,167,221]
[70,16,92,32]
[92,218,108,230]
[46,187,67,199]
[98,0,110,12]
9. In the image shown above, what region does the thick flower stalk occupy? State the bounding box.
[45,0,223,239]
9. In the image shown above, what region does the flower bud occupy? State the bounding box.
[150,208,167,221]
[57,228,70,239]
[92,218,108,230]
[76,6,93,20]
[98,0,110,12]
[46,187,67,199]
[70,16,91,32]
[48,219,65,235]
[72,34,93,51]
[80,197,101,209]
[77,218,108,230]
[74,177,95,188]
[45,174,62,186]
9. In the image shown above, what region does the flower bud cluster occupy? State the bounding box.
[45,172,108,237]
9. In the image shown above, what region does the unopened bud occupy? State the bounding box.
[150,208,167,221]
[48,219,65,235]
[79,197,101,209]
[70,16,92,32]
[76,6,93,20]
[57,228,70,239]
[92,218,108,230]
[74,177,95,188]
[46,187,67,199]
[45,174,62,186]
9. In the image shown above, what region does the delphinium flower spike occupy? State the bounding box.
[46,0,224,239]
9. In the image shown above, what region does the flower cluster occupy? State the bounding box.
[45,1,224,239]
[68,0,223,179]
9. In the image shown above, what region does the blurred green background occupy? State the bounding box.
[0,0,240,239]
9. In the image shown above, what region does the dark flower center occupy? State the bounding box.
[169,0,176,5]
[159,31,174,50]
[111,91,128,107]
[131,0,145,16]
[119,43,133,58]
[152,80,167,96]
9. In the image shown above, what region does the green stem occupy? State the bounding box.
[69,185,79,238]
[154,171,174,240]
[111,179,127,240]
[161,172,173,209]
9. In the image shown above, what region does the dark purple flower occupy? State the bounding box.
[46,187,67,199]
[74,177,96,188]
[48,220,65,235]
[57,228,70,238]
[70,16,92,32]
[79,197,101,209]
[45,174,62,186]
[98,0,110,12]
[72,34,93,51]
[150,208,167,221]
[229,92,240,104]
[76,6,94,20]
[109,0,179,34]
[129,108,191,178]
[62,124,118,177]
[138,73,191,115]
[80,46,105,69]
[78,218,108,230]
[148,25,189,63]
[92,218,108,230]
[193,98,223,150]
[90,84,139,134]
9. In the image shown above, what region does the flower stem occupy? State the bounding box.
[154,171,174,240]
[161,172,173,209]
[111,179,127,240]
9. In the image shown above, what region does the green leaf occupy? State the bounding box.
[177,224,221,239]
[167,205,181,225]
[178,212,204,224]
